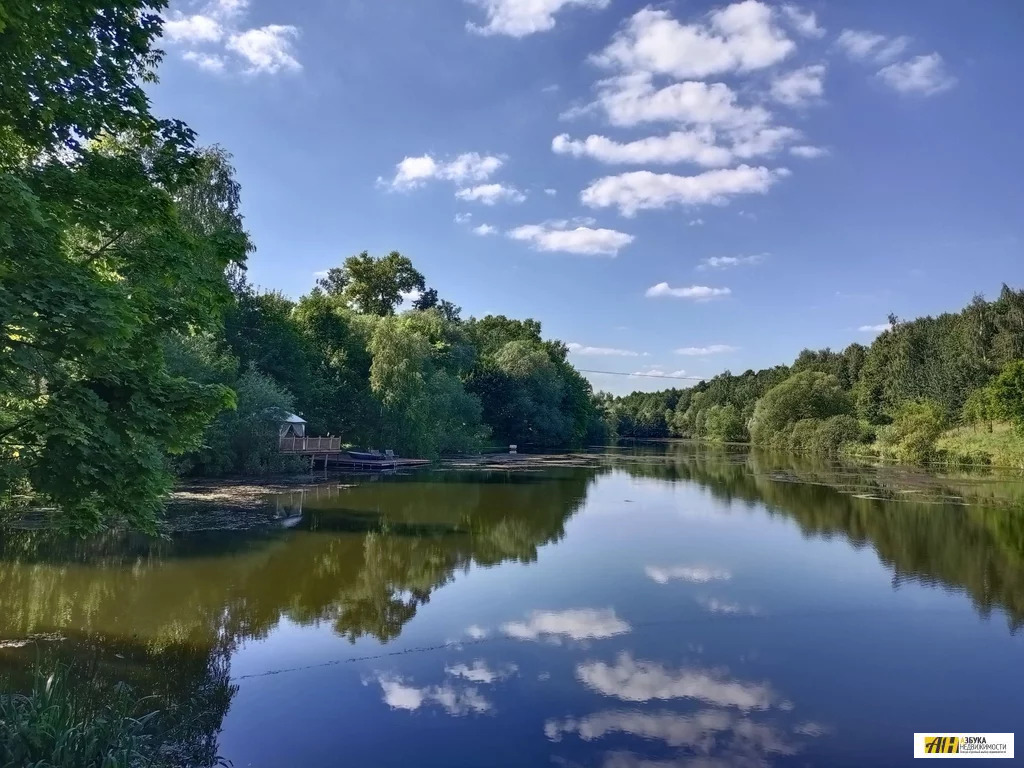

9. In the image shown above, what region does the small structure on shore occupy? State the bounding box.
[277,412,307,439]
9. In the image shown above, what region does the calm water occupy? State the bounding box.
[1,444,1022,767]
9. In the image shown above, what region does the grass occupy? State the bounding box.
[0,665,164,768]
[936,423,1024,469]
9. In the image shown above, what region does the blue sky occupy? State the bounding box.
[151,0,1023,394]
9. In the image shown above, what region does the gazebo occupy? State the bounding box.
[276,412,307,439]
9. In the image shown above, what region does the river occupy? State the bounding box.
[1,443,1021,767]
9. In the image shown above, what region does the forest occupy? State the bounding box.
[2,1,1023,536]
[603,287,1024,466]
[0,0,604,532]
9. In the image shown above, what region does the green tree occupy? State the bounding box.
[990,360,1024,432]
[748,371,854,446]
[335,251,425,316]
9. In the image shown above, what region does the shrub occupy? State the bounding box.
[812,414,864,454]
[878,399,946,464]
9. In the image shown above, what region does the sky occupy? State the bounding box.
[150,0,1023,395]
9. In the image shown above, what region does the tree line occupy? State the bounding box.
[602,288,1024,464]
[0,1,605,532]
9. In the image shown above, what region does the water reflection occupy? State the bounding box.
[0,447,1021,766]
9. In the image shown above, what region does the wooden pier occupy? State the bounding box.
[278,437,430,471]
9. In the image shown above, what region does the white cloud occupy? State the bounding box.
[508,222,634,256]
[781,5,824,38]
[182,50,226,72]
[698,597,760,615]
[877,53,956,95]
[646,283,731,300]
[457,183,526,205]
[454,212,473,224]
[630,367,688,378]
[582,73,772,132]
[382,153,504,192]
[645,565,732,583]
[466,0,610,37]
[553,130,732,167]
[163,1,296,75]
[770,65,825,106]
[790,144,828,158]
[582,166,786,217]
[502,609,631,642]
[377,674,492,715]
[568,343,642,357]
[576,653,780,710]
[441,153,505,182]
[163,14,223,43]
[594,4,795,79]
[465,624,488,640]
[545,709,800,756]
[698,254,765,269]
[473,223,498,236]
[688,218,704,226]
[445,661,517,684]
[836,29,909,63]
[399,288,422,305]
[730,126,800,159]
[226,25,301,74]
[544,188,558,196]
[673,346,737,357]
[859,323,892,333]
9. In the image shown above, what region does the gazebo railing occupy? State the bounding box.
[279,436,343,453]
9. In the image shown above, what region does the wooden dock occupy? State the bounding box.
[278,437,430,472]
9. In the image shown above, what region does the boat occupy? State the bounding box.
[347,450,385,461]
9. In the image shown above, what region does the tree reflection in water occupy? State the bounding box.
[0,452,1021,765]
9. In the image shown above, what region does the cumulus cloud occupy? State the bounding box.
[508,221,634,256]
[859,323,892,333]
[567,343,643,357]
[457,183,526,205]
[376,674,492,715]
[227,25,301,74]
[583,166,785,217]
[380,153,505,192]
[164,14,223,43]
[163,1,299,74]
[473,223,498,236]
[770,65,825,106]
[182,50,226,72]
[465,624,488,640]
[877,53,956,95]
[674,346,737,357]
[445,661,517,684]
[645,565,732,582]
[646,283,731,300]
[593,4,795,79]
[553,130,732,167]
[502,609,631,642]
[698,254,765,269]
[836,29,909,63]
[454,212,473,224]
[466,0,610,37]
[576,653,781,710]
[580,73,772,132]
[790,144,828,158]
[781,5,824,38]
[544,188,558,196]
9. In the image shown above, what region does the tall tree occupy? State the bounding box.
[336,251,425,316]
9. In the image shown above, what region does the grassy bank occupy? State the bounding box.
[935,423,1024,469]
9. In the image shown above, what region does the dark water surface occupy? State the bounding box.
[2,444,1022,767]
